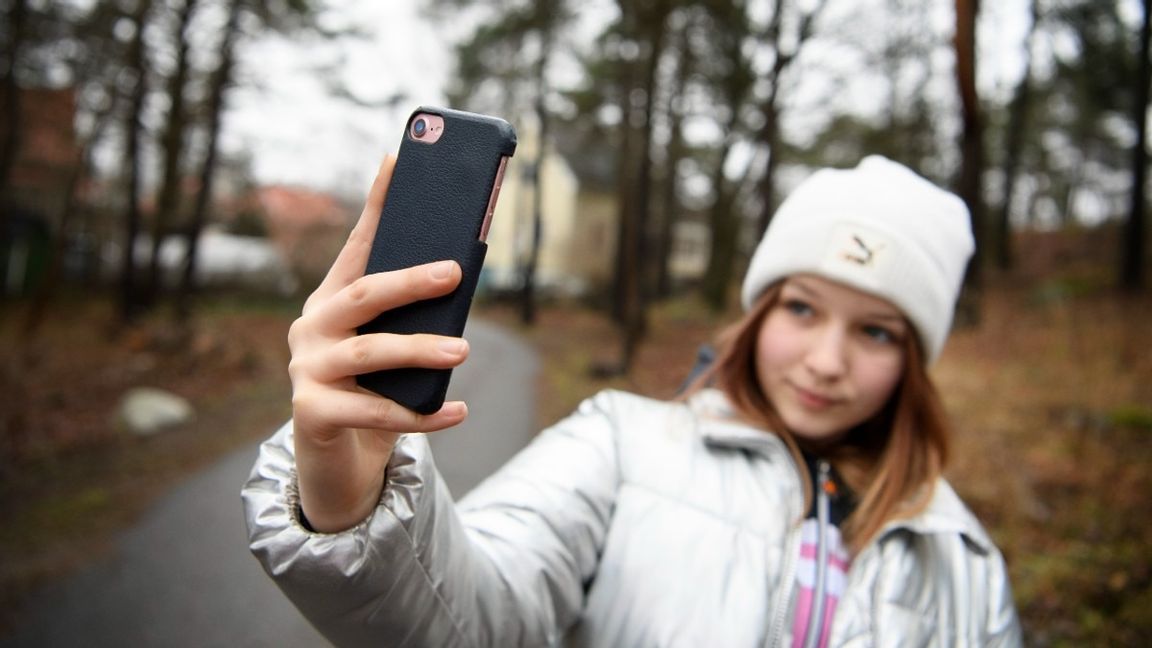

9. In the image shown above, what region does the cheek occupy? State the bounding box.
[859,355,905,405]
[754,316,795,380]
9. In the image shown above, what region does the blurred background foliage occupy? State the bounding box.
[0,0,1149,644]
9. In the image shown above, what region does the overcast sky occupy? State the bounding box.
[219,0,1141,200]
[224,2,455,197]
[222,0,622,198]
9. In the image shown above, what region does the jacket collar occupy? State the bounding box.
[879,479,995,554]
[687,389,995,554]
[689,389,787,457]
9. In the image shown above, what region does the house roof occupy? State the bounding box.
[552,122,617,192]
[254,185,348,229]
[3,86,80,191]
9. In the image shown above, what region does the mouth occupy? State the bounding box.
[790,383,839,411]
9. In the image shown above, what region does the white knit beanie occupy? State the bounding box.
[741,155,974,364]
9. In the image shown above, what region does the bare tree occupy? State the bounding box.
[651,11,696,301]
[21,106,117,336]
[1121,0,1150,292]
[954,0,983,324]
[519,1,568,325]
[994,0,1040,271]
[753,0,827,238]
[615,0,675,372]
[440,0,579,325]
[147,0,200,306]
[119,0,153,325]
[0,0,29,203]
[699,0,756,313]
[176,0,242,317]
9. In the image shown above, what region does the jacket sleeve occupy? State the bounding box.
[981,546,1024,647]
[242,391,623,648]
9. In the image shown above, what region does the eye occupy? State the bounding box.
[861,324,899,345]
[782,299,814,318]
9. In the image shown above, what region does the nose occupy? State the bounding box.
[805,325,848,381]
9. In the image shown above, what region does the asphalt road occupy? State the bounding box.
[1,318,540,648]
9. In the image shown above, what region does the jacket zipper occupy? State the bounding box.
[802,460,832,648]
[765,452,806,647]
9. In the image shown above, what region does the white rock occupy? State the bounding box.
[118,387,195,436]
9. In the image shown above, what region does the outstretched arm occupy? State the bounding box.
[285,155,470,532]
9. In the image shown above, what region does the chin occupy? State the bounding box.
[782,417,853,446]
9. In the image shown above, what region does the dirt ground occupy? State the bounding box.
[482,279,1152,647]
[1,276,1150,644]
[0,294,295,629]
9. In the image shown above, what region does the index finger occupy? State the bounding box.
[310,155,396,304]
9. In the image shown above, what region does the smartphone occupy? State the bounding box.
[356,106,517,414]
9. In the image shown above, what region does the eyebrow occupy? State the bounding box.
[784,279,819,298]
[785,278,907,323]
[864,313,907,324]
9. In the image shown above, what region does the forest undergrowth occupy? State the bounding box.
[485,272,1152,647]
[1,263,1149,644]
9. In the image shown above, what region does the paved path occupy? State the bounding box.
[1,318,539,648]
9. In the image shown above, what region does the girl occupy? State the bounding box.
[244,155,1022,647]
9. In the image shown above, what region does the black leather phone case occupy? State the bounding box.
[356,107,517,414]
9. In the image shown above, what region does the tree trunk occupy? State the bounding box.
[754,0,824,238]
[606,0,646,373]
[616,0,670,373]
[176,0,241,318]
[700,75,748,312]
[701,139,739,313]
[148,0,199,307]
[633,0,670,276]
[755,97,781,238]
[995,0,1039,271]
[119,0,152,325]
[519,35,551,326]
[652,12,697,301]
[610,10,639,328]
[954,0,983,326]
[21,108,115,336]
[654,61,688,300]
[754,1,789,239]
[0,0,28,205]
[1121,0,1150,292]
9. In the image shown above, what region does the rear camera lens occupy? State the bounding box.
[412,118,428,138]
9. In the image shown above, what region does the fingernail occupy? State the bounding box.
[442,402,467,417]
[438,338,467,355]
[429,260,454,279]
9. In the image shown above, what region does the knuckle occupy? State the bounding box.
[372,399,398,429]
[291,389,318,415]
[349,335,373,372]
[301,291,320,313]
[287,317,308,348]
[287,352,319,384]
[287,356,303,380]
[345,277,371,307]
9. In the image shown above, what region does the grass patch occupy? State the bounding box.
[0,295,294,631]
[2,279,1148,644]
[483,284,1152,645]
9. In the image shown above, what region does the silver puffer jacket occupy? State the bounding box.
[244,389,1022,647]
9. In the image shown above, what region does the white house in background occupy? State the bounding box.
[127,227,296,295]
[482,117,585,296]
[474,116,711,299]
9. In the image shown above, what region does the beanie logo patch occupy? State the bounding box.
[826,224,891,273]
[842,234,885,266]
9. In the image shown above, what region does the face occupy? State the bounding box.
[755,274,908,446]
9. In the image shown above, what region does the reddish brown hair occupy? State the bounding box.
[690,281,950,552]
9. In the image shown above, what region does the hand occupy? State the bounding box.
[287,155,471,532]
